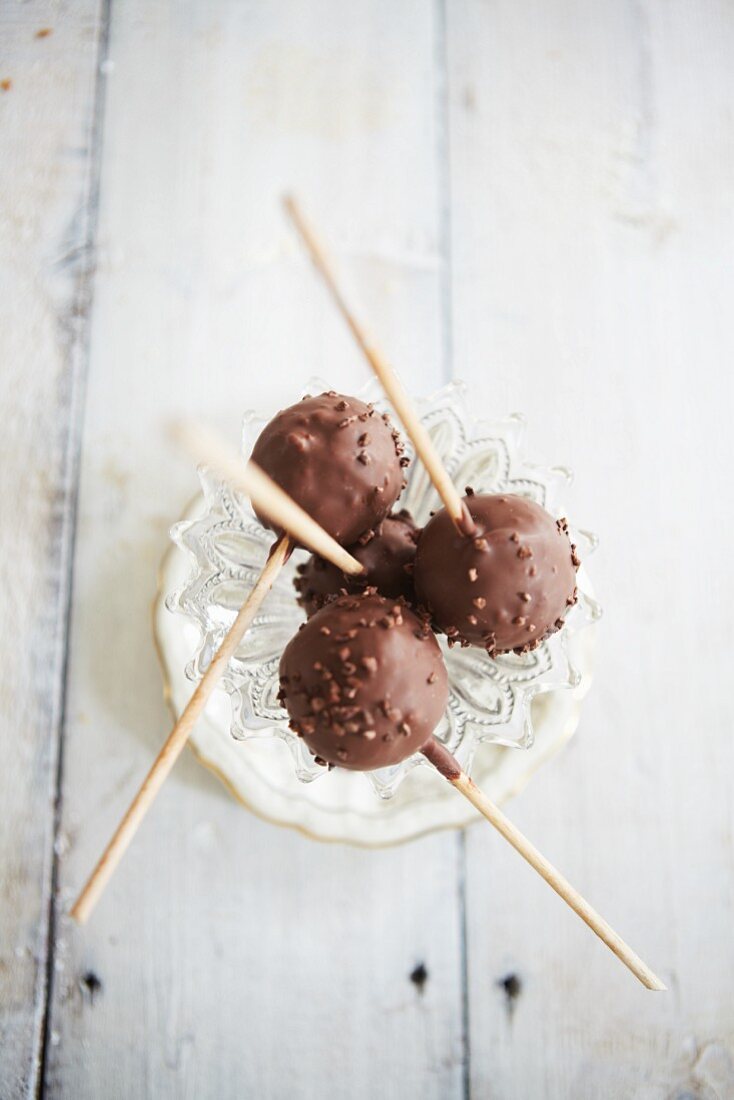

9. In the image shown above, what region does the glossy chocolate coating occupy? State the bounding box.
[278,591,448,770]
[294,509,420,615]
[251,391,407,546]
[414,492,579,654]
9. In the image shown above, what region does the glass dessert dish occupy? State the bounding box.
[155,379,601,843]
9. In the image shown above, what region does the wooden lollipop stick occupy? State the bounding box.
[71,536,291,924]
[421,739,665,990]
[285,197,663,991]
[72,433,365,924]
[283,194,475,537]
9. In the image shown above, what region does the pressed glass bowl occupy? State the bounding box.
[157,380,600,839]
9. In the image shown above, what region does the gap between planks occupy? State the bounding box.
[434,2,470,1096]
[37,1,114,1095]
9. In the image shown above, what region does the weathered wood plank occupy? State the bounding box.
[0,4,105,1097]
[447,0,734,1094]
[46,3,464,1097]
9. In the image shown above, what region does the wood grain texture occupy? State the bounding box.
[4,0,733,1095]
[45,2,464,1097]
[0,4,104,1096]
[446,0,734,1094]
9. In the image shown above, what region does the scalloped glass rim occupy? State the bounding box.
[167,378,601,798]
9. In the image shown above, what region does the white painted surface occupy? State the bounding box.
[0,1,732,1096]
[0,3,103,1094]
[43,3,463,1099]
[447,1,734,1096]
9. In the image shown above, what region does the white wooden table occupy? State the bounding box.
[2,2,734,1096]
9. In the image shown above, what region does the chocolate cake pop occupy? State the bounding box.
[414,492,579,655]
[294,509,420,615]
[251,391,407,546]
[278,591,448,770]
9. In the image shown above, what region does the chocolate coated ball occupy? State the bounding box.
[414,493,579,654]
[251,391,407,546]
[278,591,448,770]
[294,510,420,615]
